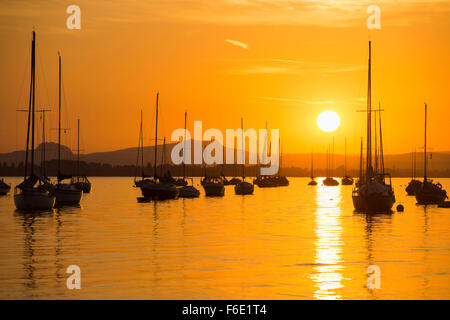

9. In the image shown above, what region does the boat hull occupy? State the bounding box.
[55,186,83,206]
[415,192,447,205]
[0,187,11,195]
[179,185,200,198]
[140,183,179,200]
[235,181,254,195]
[203,183,225,196]
[323,178,339,186]
[74,182,91,194]
[14,190,55,210]
[352,192,395,213]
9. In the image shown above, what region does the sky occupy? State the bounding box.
[0,0,449,155]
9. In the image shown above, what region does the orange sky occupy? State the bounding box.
[0,0,449,155]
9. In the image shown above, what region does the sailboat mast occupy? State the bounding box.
[378,101,385,176]
[311,152,314,179]
[30,31,37,177]
[241,117,245,179]
[141,110,144,177]
[41,110,46,177]
[331,137,335,177]
[58,52,61,182]
[424,103,427,182]
[366,41,372,182]
[183,110,187,179]
[344,138,347,176]
[359,138,363,181]
[153,92,159,179]
[374,110,378,173]
[77,119,80,178]
[24,32,35,179]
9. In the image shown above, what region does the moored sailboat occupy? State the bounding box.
[323,141,339,186]
[352,41,395,213]
[405,147,421,196]
[71,119,91,193]
[53,53,83,206]
[308,151,317,186]
[235,118,254,195]
[341,138,354,185]
[139,93,179,200]
[178,111,200,198]
[0,179,11,195]
[415,103,448,205]
[14,31,55,210]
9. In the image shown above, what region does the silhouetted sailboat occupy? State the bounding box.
[14,31,55,210]
[178,111,200,198]
[405,147,421,195]
[277,140,289,186]
[175,112,189,187]
[415,103,447,205]
[0,179,11,195]
[71,119,91,193]
[341,138,354,185]
[352,41,395,213]
[53,53,83,206]
[323,139,339,186]
[308,152,317,186]
[139,93,179,200]
[235,118,254,195]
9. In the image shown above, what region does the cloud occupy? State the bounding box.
[229,58,365,75]
[225,39,248,49]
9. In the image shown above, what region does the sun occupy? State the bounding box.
[317,111,340,132]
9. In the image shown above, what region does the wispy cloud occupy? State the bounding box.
[229,58,365,75]
[225,39,248,49]
[258,96,366,106]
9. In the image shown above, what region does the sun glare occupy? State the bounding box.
[317,111,340,132]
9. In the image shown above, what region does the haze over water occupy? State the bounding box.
[0,177,449,299]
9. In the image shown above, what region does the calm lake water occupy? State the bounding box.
[0,177,449,299]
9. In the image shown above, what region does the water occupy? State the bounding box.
[0,177,449,299]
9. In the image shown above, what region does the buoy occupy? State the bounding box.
[397,204,404,212]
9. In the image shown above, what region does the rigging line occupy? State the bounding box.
[36,45,51,109]
[15,44,31,163]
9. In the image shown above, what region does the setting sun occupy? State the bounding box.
[317,111,340,132]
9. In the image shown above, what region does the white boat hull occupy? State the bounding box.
[14,190,55,210]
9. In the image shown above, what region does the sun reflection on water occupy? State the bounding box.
[312,181,344,299]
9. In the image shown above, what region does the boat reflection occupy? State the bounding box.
[311,185,344,299]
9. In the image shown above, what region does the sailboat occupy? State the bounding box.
[352,41,395,213]
[202,143,225,196]
[229,142,241,185]
[277,140,289,186]
[235,118,254,195]
[0,179,11,195]
[414,103,447,204]
[14,31,55,210]
[139,93,179,200]
[323,139,339,186]
[308,152,317,185]
[134,109,146,188]
[71,119,91,193]
[341,138,354,185]
[405,147,421,196]
[54,53,83,206]
[178,111,200,198]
